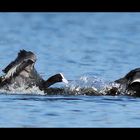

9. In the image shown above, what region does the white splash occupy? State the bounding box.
[0,74,121,96]
[0,84,45,95]
[64,75,107,95]
[64,74,121,95]
[100,82,120,95]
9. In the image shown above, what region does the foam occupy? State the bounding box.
[0,75,120,96]
[0,85,45,95]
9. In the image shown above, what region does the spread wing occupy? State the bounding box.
[2,49,36,80]
[2,59,34,82]
[2,50,29,74]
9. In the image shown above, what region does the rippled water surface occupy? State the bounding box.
[0,13,140,127]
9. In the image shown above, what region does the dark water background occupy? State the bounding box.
[0,12,140,127]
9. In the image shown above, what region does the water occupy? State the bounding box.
[0,12,140,127]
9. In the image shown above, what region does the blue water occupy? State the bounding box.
[0,12,140,127]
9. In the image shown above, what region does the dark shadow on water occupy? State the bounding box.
[8,95,83,102]
[0,92,140,104]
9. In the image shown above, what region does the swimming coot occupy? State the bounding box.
[0,50,68,91]
[115,68,140,96]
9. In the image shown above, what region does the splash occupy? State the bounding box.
[0,84,45,95]
[100,82,120,95]
[64,74,116,95]
[0,74,120,96]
